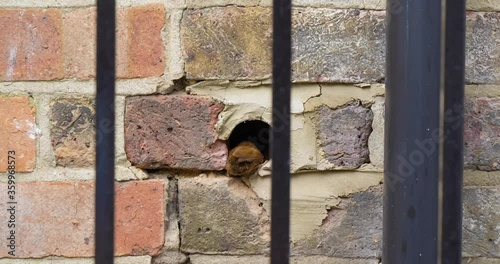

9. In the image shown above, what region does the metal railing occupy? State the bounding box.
[384,0,466,263]
[271,0,292,263]
[95,0,116,262]
[94,0,466,263]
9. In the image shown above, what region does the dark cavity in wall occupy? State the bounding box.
[227,120,270,160]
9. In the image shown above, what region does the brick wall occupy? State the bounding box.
[0,0,499,263]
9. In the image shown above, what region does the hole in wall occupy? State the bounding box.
[227,120,271,160]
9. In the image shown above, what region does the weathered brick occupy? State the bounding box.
[466,13,500,84]
[368,97,385,169]
[0,256,152,264]
[0,96,36,172]
[182,8,500,84]
[179,174,270,254]
[292,9,385,82]
[182,8,385,82]
[63,7,127,79]
[291,186,499,258]
[363,96,500,171]
[0,180,165,257]
[464,97,500,171]
[125,95,227,170]
[318,103,373,169]
[62,5,165,79]
[288,0,385,9]
[463,187,500,258]
[462,258,500,264]
[189,255,379,264]
[293,187,383,258]
[468,0,500,11]
[0,9,63,81]
[115,180,165,256]
[126,5,166,78]
[182,7,272,80]
[189,255,268,264]
[50,97,95,167]
[186,0,260,8]
[62,8,97,79]
[290,257,379,264]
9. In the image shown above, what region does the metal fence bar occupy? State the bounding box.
[384,0,443,262]
[441,0,466,263]
[95,0,116,263]
[271,0,292,263]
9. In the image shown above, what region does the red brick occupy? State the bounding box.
[62,5,165,79]
[0,180,165,258]
[0,96,36,172]
[126,5,166,78]
[62,8,127,79]
[0,9,63,81]
[115,181,165,255]
[116,8,129,78]
[62,8,96,79]
[125,95,228,170]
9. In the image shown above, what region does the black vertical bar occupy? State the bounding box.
[271,0,292,263]
[441,0,466,263]
[95,0,116,263]
[384,0,443,263]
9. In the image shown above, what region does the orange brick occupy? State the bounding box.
[0,180,165,258]
[116,8,129,78]
[62,8,96,79]
[0,96,36,172]
[0,9,63,81]
[115,181,165,255]
[62,5,165,79]
[126,5,166,78]
[62,8,128,79]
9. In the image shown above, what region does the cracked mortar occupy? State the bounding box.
[248,170,383,242]
[188,81,384,173]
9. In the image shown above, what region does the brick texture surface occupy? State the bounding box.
[466,13,500,84]
[189,255,379,264]
[62,8,96,79]
[293,187,383,258]
[0,256,152,264]
[0,9,63,81]
[181,7,385,82]
[50,97,95,167]
[0,180,165,258]
[179,174,270,254]
[126,5,166,78]
[291,9,385,83]
[182,8,500,84]
[125,95,227,170]
[468,0,500,11]
[318,103,373,169]
[463,187,500,257]
[182,7,272,80]
[0,96,36,172]
[464,97,500,171]
[294,186,500,258]
[62,5,165,79]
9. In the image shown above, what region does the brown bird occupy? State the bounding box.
[225,141,264,177]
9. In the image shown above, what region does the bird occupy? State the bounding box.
[225,141,264,177]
